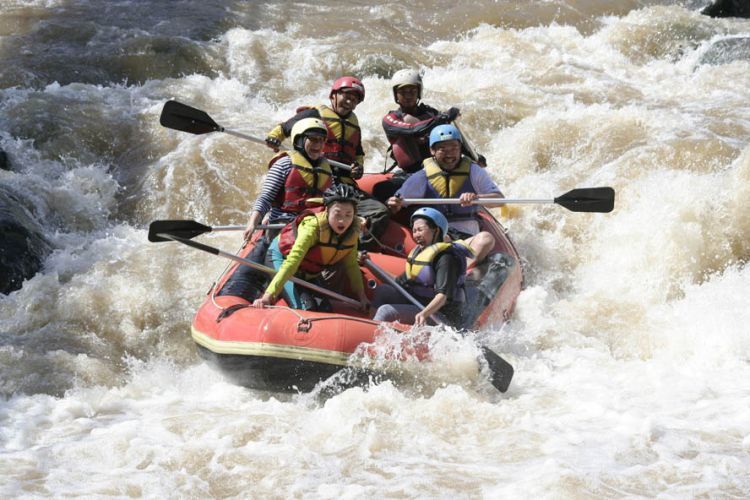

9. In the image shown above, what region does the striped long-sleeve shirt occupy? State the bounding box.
[251,155,295,224]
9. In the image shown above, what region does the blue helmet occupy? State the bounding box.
[410,207,448,240]
[429,124,462,147]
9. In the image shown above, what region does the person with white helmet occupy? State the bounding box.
[243,117,334,240]
[264,76,366,185]
[382,69,461,175]
[263,76,391,250]
[386,123,503,265]
[223,118,337,301]
[370,207,473,327]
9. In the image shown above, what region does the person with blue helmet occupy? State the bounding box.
[428,123,462,145]
[371,206,474,327]
[386,123,504,265]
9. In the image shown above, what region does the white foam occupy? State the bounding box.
[3,2,750,497]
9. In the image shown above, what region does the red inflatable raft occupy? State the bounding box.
[189,174,523,392]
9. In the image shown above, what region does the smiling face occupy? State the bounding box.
[303,134,326,160]
[327,201,356,235]
[395,85,419,110]
[430,139,462,170]
[330,89,361,116]
[411,217,437,246]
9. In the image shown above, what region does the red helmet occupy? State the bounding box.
[330,76,365,102]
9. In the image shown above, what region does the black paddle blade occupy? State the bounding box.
[481,347,514,392]
[159,100,222,135]
[148,220,212,242]
[554,187,615,213]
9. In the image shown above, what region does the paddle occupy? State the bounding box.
[363,257,514,392]
[148,220,284,240]
[148,220,362,308]
[453,121,481,164]
[159,100,352,171]
[401,187,615,213]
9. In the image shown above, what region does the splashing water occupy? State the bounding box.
[1,1,750,496]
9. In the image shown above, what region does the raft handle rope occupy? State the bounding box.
[381,145,398,174]
[209,239,256,314]
[229,303,380,329]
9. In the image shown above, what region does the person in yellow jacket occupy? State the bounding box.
[264,76,366,184]
[252,184,369,311]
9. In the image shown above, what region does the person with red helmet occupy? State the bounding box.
[264,76,393,251]
[264,76,366,185]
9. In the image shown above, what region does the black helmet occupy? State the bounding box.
[323,183,358,207]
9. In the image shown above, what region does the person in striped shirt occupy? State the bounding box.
[243,118,333,240]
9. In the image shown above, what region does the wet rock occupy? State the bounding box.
[701,0,750,18]
[0,186,50,295]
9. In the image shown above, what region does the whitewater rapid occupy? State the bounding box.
[1,1,750,497]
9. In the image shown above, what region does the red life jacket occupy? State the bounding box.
[277,209,361,275]
[383,105,440,173]
[270,151,333,213]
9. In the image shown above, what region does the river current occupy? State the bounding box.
[1,0,749,497]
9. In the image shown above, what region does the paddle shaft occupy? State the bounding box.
[156,233,361,307]
[453,122,479,163]
[161,100,352,172]
[209,224,285,232]
[401,198,551,206]
[226,129,352,172]
[401,187,615,213]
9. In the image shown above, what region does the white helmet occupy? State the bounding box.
[290,117,328,151]
[391,69,422,101]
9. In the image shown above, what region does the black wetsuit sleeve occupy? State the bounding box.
[280,108,322,137]
[381,104,442,139]
[432,252,460,301]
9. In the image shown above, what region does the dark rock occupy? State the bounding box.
[702,0,750,18]
[0,186,51,294]
[0,150,9,171]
